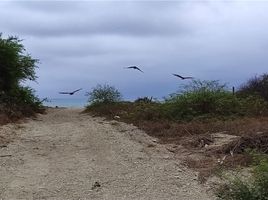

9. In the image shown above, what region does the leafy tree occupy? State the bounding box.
[0,34,38,94]
[86,84,122,104]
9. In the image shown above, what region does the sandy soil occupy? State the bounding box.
[0,108,215,200]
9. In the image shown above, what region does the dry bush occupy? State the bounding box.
[238,73,268,101]
[215,132,268,154]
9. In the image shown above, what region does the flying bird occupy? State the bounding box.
[59,88,82,95]
[172,74,193,80]
[125,66,144,73]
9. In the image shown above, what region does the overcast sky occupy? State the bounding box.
[1,0,268,100]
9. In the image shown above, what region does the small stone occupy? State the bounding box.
[163,155,169,159]
[114,115,120,119]
[91,181,101,190]
[177,168,183,172]
[147,143,156,148]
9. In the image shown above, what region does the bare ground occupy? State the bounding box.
[0,108,215,200]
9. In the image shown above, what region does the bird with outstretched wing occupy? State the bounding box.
[172,74,193,80]
[125,66,144,73]
[59,88,82,95]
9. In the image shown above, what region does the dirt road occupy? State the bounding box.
[0,108,215,200]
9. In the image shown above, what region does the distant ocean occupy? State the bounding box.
[43,98,88,108]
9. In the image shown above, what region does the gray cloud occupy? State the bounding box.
[1,1,189,37]
[1,0,268,101]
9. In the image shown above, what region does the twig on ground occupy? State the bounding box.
[0,154,12,157]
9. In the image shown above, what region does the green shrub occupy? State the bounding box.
[239,95,268,116]
[217,156,268,200]
[131,102,163,121]
[13,86,42,108]
[86,84,122,105]
[163,80,240,120]
[0,86,43,117]
[163,80,268,121]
